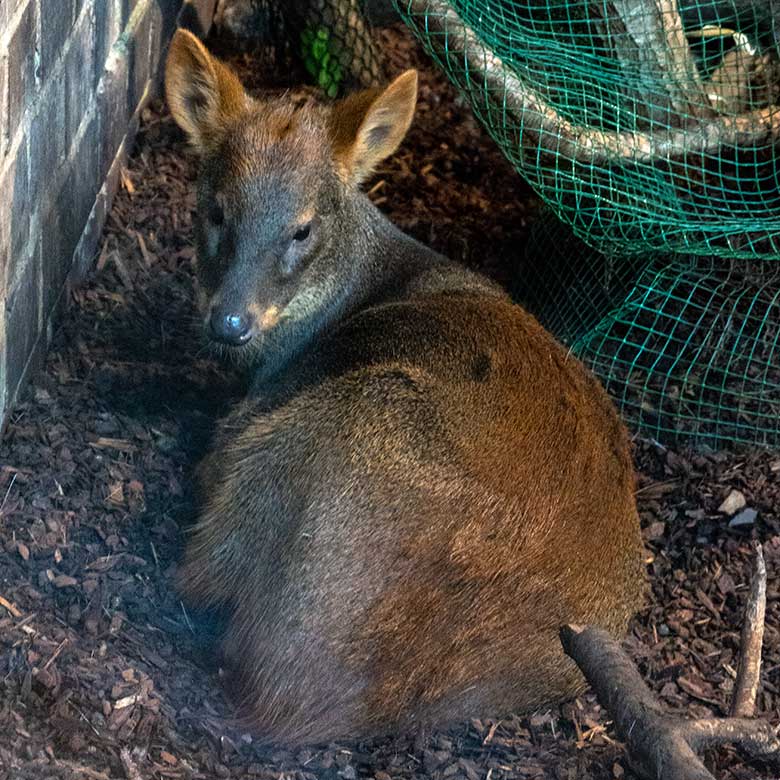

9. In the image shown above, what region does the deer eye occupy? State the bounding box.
[207,201,224,226]
[293,223,311,242]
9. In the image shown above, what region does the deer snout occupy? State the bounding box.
[209,307,255,346]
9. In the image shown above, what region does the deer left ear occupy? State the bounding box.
[165,28,247,153]
[329,69,418,185]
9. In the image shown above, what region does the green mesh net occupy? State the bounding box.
[293,0,385,94]
[395,0,780,448]
[215,0,386,93]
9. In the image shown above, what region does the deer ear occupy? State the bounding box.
[165,29,246,152]
[330,69,418,185]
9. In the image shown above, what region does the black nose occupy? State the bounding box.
[209,310,253,345]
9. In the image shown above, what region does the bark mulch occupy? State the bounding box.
[0,25,778,780]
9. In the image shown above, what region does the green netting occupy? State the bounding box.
[215,0,386,92]
[395,0,780,448]
[519,210,780,446]
[293,0,385,94]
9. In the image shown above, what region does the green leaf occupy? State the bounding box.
[304,56,319,78]
[312,38,327,61]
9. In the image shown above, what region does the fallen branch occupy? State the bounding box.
[731,541,767,718]
[590,0,711,124]
[560,543,779,780]
[399,0,780,163]
[649,0,707,110]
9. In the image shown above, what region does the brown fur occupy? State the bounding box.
[165,31,646,746]
[165,29,246,153]
[329,70,417,184]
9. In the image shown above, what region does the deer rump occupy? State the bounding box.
[179,293,644,745]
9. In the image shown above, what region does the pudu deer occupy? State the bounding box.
[165,28,645,745]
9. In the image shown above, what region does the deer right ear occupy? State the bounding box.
[165,29,246,152]
[330,69,418,185]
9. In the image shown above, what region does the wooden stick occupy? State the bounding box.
[687,717,780,757]
[42,638,69,671]
[600,0,709,119]
[730,541,766,718]
[560,547,779,780]
[0,594,23,618]
[560,623,718,780]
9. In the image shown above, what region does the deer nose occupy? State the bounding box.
[209,310,253,345]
